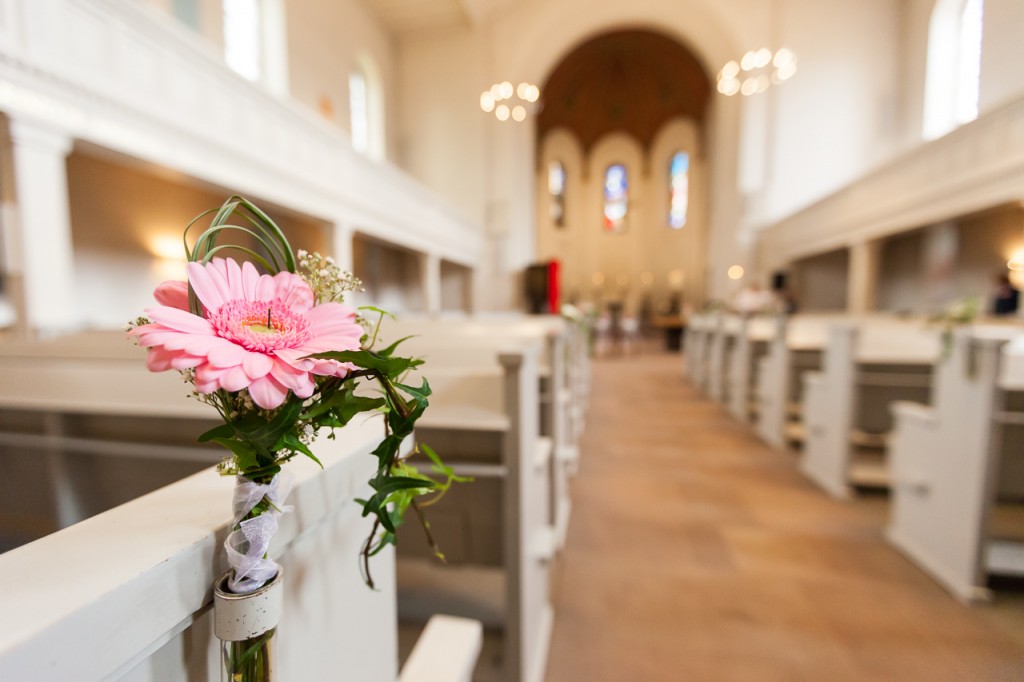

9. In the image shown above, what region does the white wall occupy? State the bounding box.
[394,0,923,307]
[285,0,400,159]
[978,0,1024,114]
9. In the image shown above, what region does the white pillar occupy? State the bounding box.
[847,240,881,314]
[8,119,76,334]
[331,221,354,273]
[423,253,441,316]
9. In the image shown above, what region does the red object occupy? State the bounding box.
[547,259,560,314]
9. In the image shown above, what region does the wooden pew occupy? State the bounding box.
[800,320,941,498]
[389,338,554,682]
[754,315,830,449]
[887,326,1024,602]
[726,315,777,423]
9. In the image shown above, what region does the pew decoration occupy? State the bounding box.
[128,196,464,682]
[929,295,981,357]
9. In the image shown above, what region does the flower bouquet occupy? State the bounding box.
[128,196,463,682]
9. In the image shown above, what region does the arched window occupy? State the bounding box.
[669,152,689,229]
[603,164,628,233]
[349,55,387,160]
[349,68,370,154]
[223,0,262,81]
[923,0,984,139]
[548,161,566,227]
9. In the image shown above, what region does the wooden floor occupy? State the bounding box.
[544,351,1024,682]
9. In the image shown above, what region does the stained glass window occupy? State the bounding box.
[669,152,689,229]
[548,161,566,227]
[603,164,628,233]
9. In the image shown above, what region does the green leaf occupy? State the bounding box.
[197,422,235,443]
[209,437,259,471]
[358,305,395,320]
[311,349,416,377]
[277,433,323,468]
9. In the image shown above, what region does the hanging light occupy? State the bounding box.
[717,47,797,96]
[480,81,539,121]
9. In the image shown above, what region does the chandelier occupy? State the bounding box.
[480,81,540,122]
[716,48,797,96]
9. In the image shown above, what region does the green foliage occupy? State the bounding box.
[182,197,462,588]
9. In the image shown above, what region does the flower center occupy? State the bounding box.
[210,299,311,352]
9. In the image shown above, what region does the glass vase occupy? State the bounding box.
[214,569,283,682]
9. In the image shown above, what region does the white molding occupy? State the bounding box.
[0,0,482,268]
[758,95,1024,271]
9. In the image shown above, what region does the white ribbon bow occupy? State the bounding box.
[224,473,293,594]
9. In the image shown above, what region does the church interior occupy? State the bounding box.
[0,0,1022,680]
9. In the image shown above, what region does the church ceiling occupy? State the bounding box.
[538,30,711,153]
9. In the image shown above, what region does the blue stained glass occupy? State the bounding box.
[669,152,689,229]
[603,164,628,232]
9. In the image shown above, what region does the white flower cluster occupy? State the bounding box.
[297,249,363,304]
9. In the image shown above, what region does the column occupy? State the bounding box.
[8,119,76,334]
[330,221,354,273]
[847,240,882,314]
[422,253,441,316]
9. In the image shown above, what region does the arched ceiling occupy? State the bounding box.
[537,29,711,154]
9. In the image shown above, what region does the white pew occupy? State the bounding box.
[755,315,830,449]
[887,326,1024,602]
[0,414,409,681]
[726,316,777,423]
[398,615,484,682]
[707,314,742,403]
[384,316,581,548]
[0,333,224,543]
[391,340,553,682]
[682,312,715,390]
[801,320,941,498]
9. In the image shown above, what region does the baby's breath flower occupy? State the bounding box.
[297,251,363,303]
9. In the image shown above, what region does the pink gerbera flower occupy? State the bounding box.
[131,257,363,410]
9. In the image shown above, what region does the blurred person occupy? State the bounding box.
[992,273,1020,316]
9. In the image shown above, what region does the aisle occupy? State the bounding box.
[544,352,1024,682]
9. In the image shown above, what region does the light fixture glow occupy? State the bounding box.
[718,47,797,96]
[1008,248,1024,271]
[728,265,745,280]
[480,81,539,121]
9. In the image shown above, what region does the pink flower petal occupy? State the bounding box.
[269,360,314,394]
[223,258,246,301]
[305,303,360,337]
[186,261,230,313]
[221,365,253,392]
[242,351,273,379]
[154,280,189,311]
[205,258,235,307]
[241,261,261,300]
[207,342,250,368]
[147,306,215,335]
[273,272,315,312]
[248,375,288,410]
